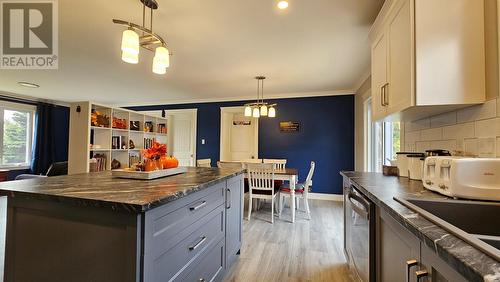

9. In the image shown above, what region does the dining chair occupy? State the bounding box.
[246,163,280,224]
[279,161,315,220]
[217,161,244,169]
[263,159,287,170]
[197,159,212,168]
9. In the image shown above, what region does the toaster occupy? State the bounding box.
[422,157,500,201]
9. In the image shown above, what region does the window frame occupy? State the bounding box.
[0,101,36,170]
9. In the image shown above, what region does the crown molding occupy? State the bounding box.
[113,89,356,107]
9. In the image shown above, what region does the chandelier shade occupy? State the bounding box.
[243,76,277,118]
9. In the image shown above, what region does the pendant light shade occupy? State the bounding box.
[122,51,139,64]
[152,46,169,74]
[252,107,260,118]
[244,106,252,117]
[260,105,268,116]
[268,106,276,118]
[121,30,140,64]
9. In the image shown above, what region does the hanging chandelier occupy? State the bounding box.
[113,0,170,74]
[244,76,277,118]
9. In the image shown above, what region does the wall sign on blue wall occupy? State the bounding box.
[279,121,300,132]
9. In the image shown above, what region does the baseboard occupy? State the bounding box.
[308,193,343,201]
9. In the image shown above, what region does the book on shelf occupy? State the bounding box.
[112,136,128,149]
[144,137,157,149]
[157,123,167,134]
[90,153,107,172]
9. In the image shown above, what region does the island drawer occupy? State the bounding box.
[144,203,225,281]
[180,238,225,282]
[144,181,225,249]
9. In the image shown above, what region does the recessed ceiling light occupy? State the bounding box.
[18,82,40,88]
[277,1,289,9]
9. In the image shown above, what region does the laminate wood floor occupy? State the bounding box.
[224,199,355,282]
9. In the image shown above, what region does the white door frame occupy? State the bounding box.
[165,109,197,166]
[220,106,259,161]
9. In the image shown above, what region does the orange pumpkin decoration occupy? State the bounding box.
[161,156,179,169]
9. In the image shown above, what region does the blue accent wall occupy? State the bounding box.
[129,95,354,195]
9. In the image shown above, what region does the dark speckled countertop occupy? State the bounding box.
[341,171,500,282]
[0,167,244,213]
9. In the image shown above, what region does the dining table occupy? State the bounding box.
[244,167,299,223]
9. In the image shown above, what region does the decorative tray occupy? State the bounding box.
[111,166,188,180]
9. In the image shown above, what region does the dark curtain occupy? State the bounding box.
[31,103,56,174]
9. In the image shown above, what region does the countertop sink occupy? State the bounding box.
[395,197,500,261]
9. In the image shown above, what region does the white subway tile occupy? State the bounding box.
[416,141,431,152]
[430,112,457,128]
[475,118,500,138]
[442,122,474,140]
[405,143,416,152]
[406,119,430,132]
[405,131,420,143]
[430,140,457,151]
[420,128,443,141]
[457,99,497,123]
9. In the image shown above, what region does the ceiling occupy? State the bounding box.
[0,0,384,106]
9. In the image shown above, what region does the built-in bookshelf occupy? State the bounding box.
[68,101,168,175]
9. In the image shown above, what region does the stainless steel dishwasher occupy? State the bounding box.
[344,183,375,282]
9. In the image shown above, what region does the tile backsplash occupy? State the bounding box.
[404,97,500,157]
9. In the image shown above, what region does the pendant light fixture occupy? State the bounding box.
[244,76,277,118]
[113,0,171,74]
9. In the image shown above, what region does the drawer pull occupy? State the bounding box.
[189,236,207,251]
[189,201,207,211]
[226,188,231,209]
[406,259,418,282]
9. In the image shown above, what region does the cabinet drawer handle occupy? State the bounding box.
[416,269,428,281]
[189,201,207,211]
[188,236,207,251]
[381,85,385,107]
[226,188,231,209]
[406,259,418,282]
[384,83,389,106]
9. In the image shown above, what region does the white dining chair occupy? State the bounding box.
[197,159,211,167]
[279,161,315,220]
[246,163,280,224]
[217,161,244,169]
[263,159,287,170]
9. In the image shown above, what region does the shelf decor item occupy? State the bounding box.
[112,0,171,74]
[130,121,140,131]
[91,110,110,127]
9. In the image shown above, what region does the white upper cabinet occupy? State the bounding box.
[370,0,485,121]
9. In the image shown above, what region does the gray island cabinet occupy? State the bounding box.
[0,167,244,282]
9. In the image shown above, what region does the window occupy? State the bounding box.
[0,101,36,169]
[364,98,401,172]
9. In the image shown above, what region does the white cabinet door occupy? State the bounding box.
[387,0,414,115]
[371,31,388,121]
[166,109,197,167]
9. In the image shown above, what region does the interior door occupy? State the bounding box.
[371,31,388,121]
[229,113,257,161]
[166,110,197,166]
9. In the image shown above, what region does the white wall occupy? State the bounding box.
[404,97,500,157]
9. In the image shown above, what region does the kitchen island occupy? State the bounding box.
[0,167,244,282]
[341,171,500,282]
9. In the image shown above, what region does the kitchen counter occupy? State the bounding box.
[341,171,500,282]
[0,167,244,213]
[0,167,244,281]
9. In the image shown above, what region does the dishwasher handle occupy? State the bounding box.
[347,190,370,220]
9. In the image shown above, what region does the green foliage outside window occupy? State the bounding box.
[2,111,29,165]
